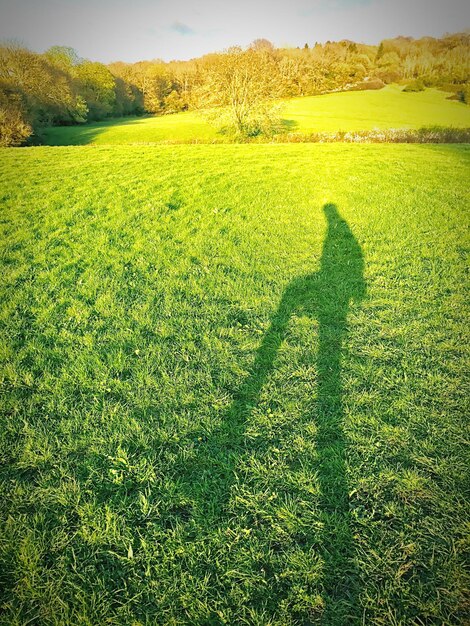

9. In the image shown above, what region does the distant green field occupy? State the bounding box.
[284,84,470,132]
[42,85,470,145]
[1,144,469,625]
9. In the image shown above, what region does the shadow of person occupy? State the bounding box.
[179,203,365,622]
[313,202,366,622]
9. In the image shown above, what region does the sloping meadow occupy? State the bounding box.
[41,87,470,146]
[0,144,469,625]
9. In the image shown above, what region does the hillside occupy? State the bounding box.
[41,86,470,146]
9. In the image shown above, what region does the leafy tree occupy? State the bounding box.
[108,62,145,116]
[249,38,275,52]
[0,43,86,144]
[75,61,116,120]
[0,86,32,146]
[164,90,186,114]
[45,46,81,70]
[131,62,173,114]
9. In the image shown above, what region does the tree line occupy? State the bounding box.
[1,33,469,145]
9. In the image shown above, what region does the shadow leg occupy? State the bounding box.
[317,313,359,624]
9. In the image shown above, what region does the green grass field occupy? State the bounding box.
[41,85,470,146]
[1,143,469,625]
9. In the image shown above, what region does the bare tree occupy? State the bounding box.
[196,47,281,137]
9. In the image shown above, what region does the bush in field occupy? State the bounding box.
[403,78,425,92]
[349,78,385,91]
[204,102,283,138]
[457,84,470,104]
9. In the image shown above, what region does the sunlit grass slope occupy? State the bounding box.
[41,85,470,145]
[1,144,469,625]
[42,110,220,146]
[284,84,470,132]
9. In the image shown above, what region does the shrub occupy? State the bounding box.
[349,78,385,91]
[457,84,470,104]
[203,102,283,139]
[270,126,470,144]
[373,68,402,84]
[403,79,425,92]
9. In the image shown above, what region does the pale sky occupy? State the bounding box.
[0,0,469,63]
